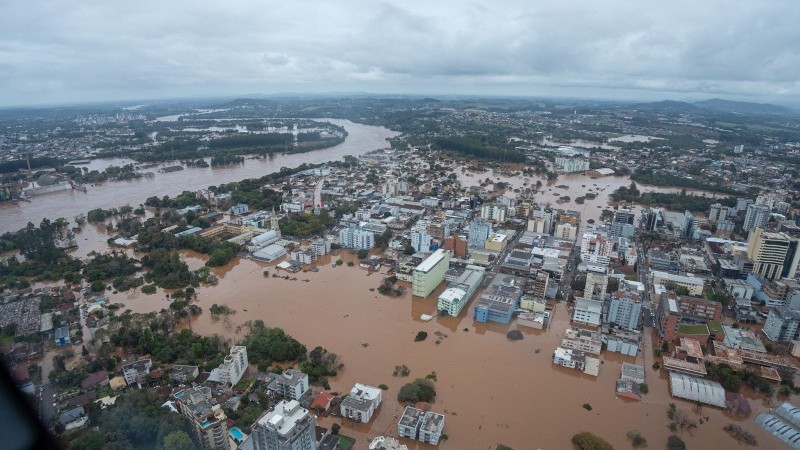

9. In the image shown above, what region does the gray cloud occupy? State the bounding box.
[1,0,799,106]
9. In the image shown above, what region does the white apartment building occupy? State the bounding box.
[341,383,383,423]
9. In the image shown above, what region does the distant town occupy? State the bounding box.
[2,96,800,449]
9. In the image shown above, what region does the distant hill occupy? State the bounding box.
[693,98,794,115]
[628,98,795,116]
[627,100,704,114]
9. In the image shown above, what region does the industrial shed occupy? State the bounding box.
[668,372,726,408]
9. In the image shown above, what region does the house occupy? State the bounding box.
[122,358,152,387]
[552,347,586,371]
[397,405,425,440]
[621,363,645,384]
[369,436,409,450]
[310,392,335,414]
[419,411,446,445]
[616,379,642,401]
[54,326,70,347]
[59,406,87,430]
[267,369,309,401]
[80,370,109,390]
[340,383,382,423]
[170,365,199,383]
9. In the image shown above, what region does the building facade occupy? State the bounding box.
[339,227,375,250]
[252,399,317,450]
[412,249,450,297]
[340,383,382,423]
[608,291,642,331]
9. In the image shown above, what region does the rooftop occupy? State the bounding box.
[414,249,448,273]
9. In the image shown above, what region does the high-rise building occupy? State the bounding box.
[443,233,468,259]
[747,228,792,281]
[467,219,492,248]
[412,249,451,297]
[610,208,635,238]
[532,271,550,299]
[210,346,248,388]
[252,400,317,450]
[708,203,726,222]
[580,232,611,265]
[555,222,578,241]
[607,291,642,331]
[339,227,375,250]
[743,204,771,232]
[175,386,229,448]
[410,230,432,253]
[583,272,608,301]
[480,203,507,223]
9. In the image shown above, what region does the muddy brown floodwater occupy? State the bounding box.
[101,251,772,450]
[457,169,724,227]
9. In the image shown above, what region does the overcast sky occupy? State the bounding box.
[2,1,800,107]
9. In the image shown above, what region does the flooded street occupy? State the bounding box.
[119,254,769,450]
[458,168,723,226]
[0,119,398,234]
[2,124,769,449]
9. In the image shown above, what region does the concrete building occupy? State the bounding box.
[442,233,468,259]
[267,369,310,401]
[552,347,586,370]
[743,204,771,232]
[339,227,375,250]
[418,411,446,445]
[309,238,330,257]
[480,203,507,223]
[527,216,549,234]
[609,209,636,239]
[555,156,590,173]
[747,228,796,281]
[473,275,524,324]
[467,219,492,248]
[608,291,642,331]
[170,365,199,383]
[583,272,608,301]
[484,232,508,252]
[532,271,550,299]
[561,328,603,355]
[572,298,603,328]
[211,346,248,388]
[412,249,450,297]
[122,358,152,387]
[176,386,229,448]
[396,406,445,445]
[369,437,408,450]
[651,270,704,296]
[252,399,317,450]
[396,406,425,441]
[340,383,382,423]
[764,307,800,342]
[410,230,432,253]
[437,265,486,316]
[555,222,577,241]
[581,232,611,265]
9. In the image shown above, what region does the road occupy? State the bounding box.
[39,382,56,430]
[314,177,326,210]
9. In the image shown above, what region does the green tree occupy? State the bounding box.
[163,431,194,450]
[667,435,686,450]
[571,432,613,450]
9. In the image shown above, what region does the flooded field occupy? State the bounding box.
[100,251,773,450]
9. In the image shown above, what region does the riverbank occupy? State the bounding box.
[0,119,398,234]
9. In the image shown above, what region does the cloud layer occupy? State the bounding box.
[2,0,800,106]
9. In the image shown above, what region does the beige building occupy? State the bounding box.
[555,222,577,241]
[484,233,508,252]
[747,228,797,281]
[412,249,451,297]
[175,387,228,448]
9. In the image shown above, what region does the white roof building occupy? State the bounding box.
[668,372,726,408]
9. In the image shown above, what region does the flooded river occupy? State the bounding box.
[0,119,398,234]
